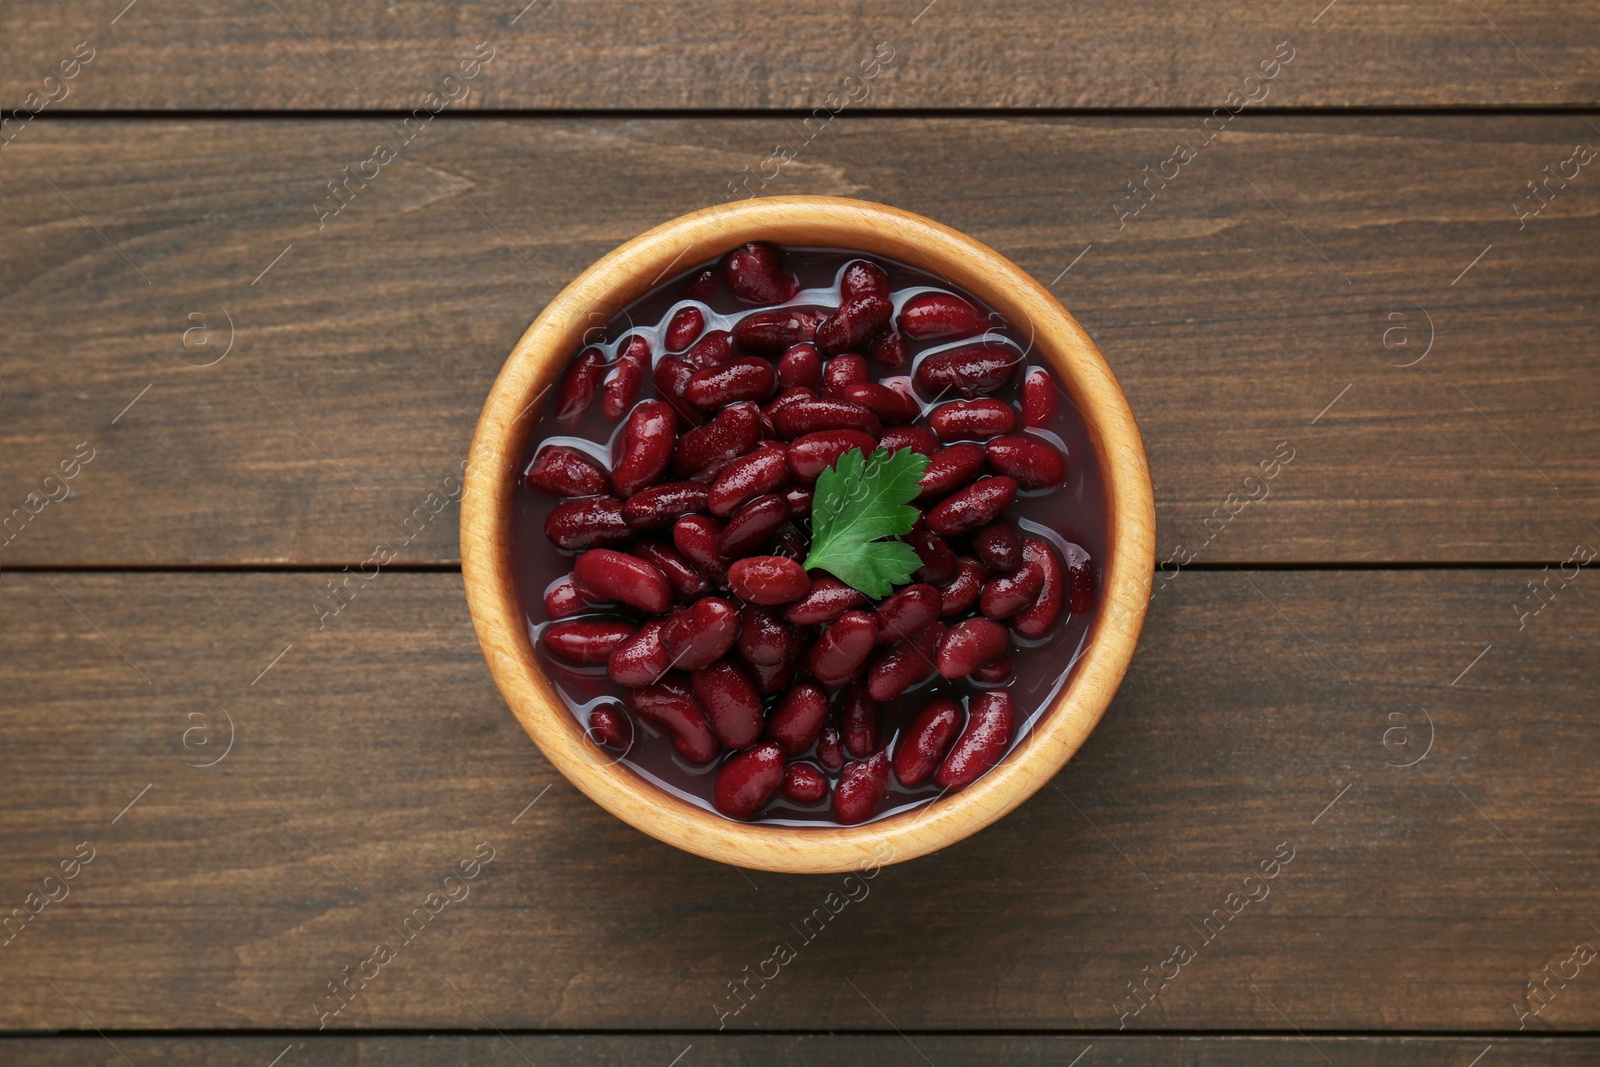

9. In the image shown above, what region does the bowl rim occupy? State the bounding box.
[461,195,1155,874]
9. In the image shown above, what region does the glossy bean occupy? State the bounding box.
[671,514,729,585]
[834,750,891,824]
[587,704,632,748]
[971,656,1013,683]
[733,309,822,353]
[610,399,677,497]
[693,659,764,749]
[936,617,1009,677]
[898,291,991,341]
[738,603,793,668]
[808,609,880,687]
[816,293,892,356]
[986,433,1067,489]
[772,397,882,439]
[980,561,1044,620]
[630,678,719,763]
[893,697,962,786]
[665,306,706,352]
[926,476,1019,537]
[621,481,710,529]
[905,528,958,586]
[685,329,737,370]
[934,690,1015,789]
[748,645,797,695]
[784,485,814,517]
[916,443,987,501]
[723,242,798,304]
[865,622,943,701]
[973,520,1022,573]
[543,575,591,620]
[914,344,1021,397]
[781,761,829,803]
[821,354,870,398]
[839,683,882,758]
[674,401,761,478]
[660,596,740,670]
[939,557,988,615]
[555,346,606,421]
[1067,548,1096,613]
[1012,536,1064,638]
[708,446,791,516]
[653,355,704,426]
[765,683,829,755]
[573,548,673,614]
[787,430,878,483]
[1021,366,1058,428]
[717,493,790,556]
[633,540,709,601]
[841,381,920,424]
[815,724,847,772]
[606,619,672,685]
[525,444,611,497]
[878,424,941,457]
[685,268,719,300]
[542,619,636,666]
[687,357,778,410]
[777,343,824,390]
[784,575,867,625]
[545,495,632,551]
[874,582,941,642]
[928,398,1018,441]
[602,336,651,420]
[728,555,811,605]
[869,328,909,368]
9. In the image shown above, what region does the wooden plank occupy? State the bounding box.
[1,1034,1593,1066]
[1,568,1595,1031]
[3,1,1598,110]
[1,117,1597,566]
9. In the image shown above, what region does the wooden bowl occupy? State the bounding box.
[461,196,1155,874]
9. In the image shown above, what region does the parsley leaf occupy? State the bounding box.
[803,447,930,599]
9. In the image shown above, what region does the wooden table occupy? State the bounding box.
[3,2,1599,1063]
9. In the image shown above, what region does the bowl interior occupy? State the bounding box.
[461,196,1155,874]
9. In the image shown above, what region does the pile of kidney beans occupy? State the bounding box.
[521,242,1095,825]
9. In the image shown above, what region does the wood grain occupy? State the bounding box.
[3,1,1598,110]
[0,117,1596,567]
[1,568,1595,1031]
[2,1034,1595,1066]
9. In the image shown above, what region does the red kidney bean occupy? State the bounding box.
[929,398,1017,442]
[633,540,709,602]
[878,424,940,457]
[772,397,882,439]
[630,678,719,763]
[816,261,892,352]
[898,291,990,341]
[556,346,607,421]
[685,268,719,301]
[723,242,798,305]
[543,619,636,666]
[763,385,815,431]
[574,548,673,614]
[1022,366,1058,428]
[834,750,890,824]
[914,344,1021,397]
[733,309,822,352]
[839,683,881,758]
[765,683,828,754]
[809,610,880,687]
[653,355,704,427]
[893,697,962,786]
[785,485,814,517]
[866,622,943,701]
[546,495,632,551]
[936,617,1009,678]
[621,481,710,529]
[874,583,941,642]
[672,514,728,584]
[674,401,760,478]
[543,575,590,620]
[748,646,797,696]
[986,433,1067,490]
[784,575,866,625]
[815,724,847,772]
[687,358,778,410]
[821,354,870,398]
[607,618,672,685]
[686,329,737,370]
[782,761,829,803]
[817,293,892,356]
[935,690,1015,789]
[525,444,611,498]
[718,494,790,556]
[869,328,909,368]
[940,557,988,615]
[602,336,651,420]
[693,659,764,749]
[739,603,793,668]
[1067,549,1096,613]
[971,656,1013,683]
[708,447,790,516]
[905,528,958,586]
[1012,536,1064,638]
[926,476,1019,537]
[777,343,823,390]
[665,306,705,352]
[841,381,920,424]
[973,520,1022,573]
[660,596,740,670]
[728,556,811,605]
[980,561,1044,620]
[916,443,987,501]
[588,704,631,748]
[787,429,877,483]
[611,400,676,498]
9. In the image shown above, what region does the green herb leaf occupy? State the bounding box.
[803,447,930,599]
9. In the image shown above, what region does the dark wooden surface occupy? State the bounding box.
[3,3,1599,1062]
[3,117,1597,566]
[3,1,1600,109]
